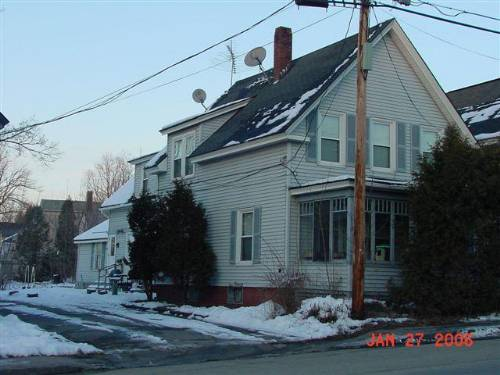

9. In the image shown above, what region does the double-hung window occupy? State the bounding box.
[320,114,342,163]
[421,130,438,160]
[237,210,254,263]
[372,120,392,169]
[173,133,196,179]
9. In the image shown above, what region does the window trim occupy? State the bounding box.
[171,131,196,180]
[370,118,396,172]
[317,112,346,166]
[236,208,254,265]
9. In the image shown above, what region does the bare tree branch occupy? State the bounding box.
[83,153,133,202]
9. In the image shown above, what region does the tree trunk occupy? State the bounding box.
[144,279,153,301]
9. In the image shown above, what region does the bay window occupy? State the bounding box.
[299,198,347,262]
[172,133,196,179]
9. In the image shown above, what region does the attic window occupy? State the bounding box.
[172,133,196,179]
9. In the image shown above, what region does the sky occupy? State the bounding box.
[1,0,499,203]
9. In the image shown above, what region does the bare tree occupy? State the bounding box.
[0,120,59,164]
[0,147,35,220]
[83,153,132,202]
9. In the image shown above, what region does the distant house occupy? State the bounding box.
[91,19,474,305]
[74,220,109,288]
[447,78,500,145]
[41,192,104,244]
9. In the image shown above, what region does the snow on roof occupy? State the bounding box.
[459,97,500,125]
[74,220,109,242]
[144,146,167,168]
[101,178,135,209]
[475,130,500,141]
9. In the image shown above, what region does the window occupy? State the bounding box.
[109,236,116,257]
[172,133,196,179]
[237,210,254,263]
[314,200,330,261]
[142,177,149,193]
[365,199,409,263]
[320,115,341,163]
[299,198,347,262]
[94,244,99,269]
[372,120,391,168]
[299,202,314,260]
[227,286,243,305]
[422,131,438,160]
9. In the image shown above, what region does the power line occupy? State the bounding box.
[117,8,347,104]
[413,1,500,22]
[13,1,294,132]
[319,1,500,34]
[390,12,499,61]
[372,1,500,35]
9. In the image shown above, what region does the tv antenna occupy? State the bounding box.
[192,88,207,110]
[244,47,267,72]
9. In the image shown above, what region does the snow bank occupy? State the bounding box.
[0,314,101,358]
[177,296,407,341]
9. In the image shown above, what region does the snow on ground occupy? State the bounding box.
[175,296,408,342]
[462,313,500,323]
[0,314,100,358]
[0,286,263,342]
[464,326,500,339]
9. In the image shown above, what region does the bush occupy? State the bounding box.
[393,126,500,317]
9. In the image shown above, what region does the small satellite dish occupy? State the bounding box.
[192,88,207,110]
[244,47,267,71]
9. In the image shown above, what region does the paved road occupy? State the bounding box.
[0,300,282,375]
[95,338,500,375]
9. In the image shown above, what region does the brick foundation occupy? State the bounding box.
[154,285,276,307]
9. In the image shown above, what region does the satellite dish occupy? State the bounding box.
[244,47,267,71]
[192,88,207,110]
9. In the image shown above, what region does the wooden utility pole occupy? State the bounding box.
[295,0,370,318]
[351,0,370,320]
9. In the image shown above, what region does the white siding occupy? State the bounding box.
[75,242,105,286]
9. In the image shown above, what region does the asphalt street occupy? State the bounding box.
[96,338,500,375]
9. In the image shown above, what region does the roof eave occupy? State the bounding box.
[159,98,251,135]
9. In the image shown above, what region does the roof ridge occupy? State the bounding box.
[447,77,500,94]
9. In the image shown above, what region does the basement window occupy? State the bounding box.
[227,286,243,305]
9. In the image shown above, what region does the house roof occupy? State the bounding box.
[190,20,392,158]
[447,78,500,140]
[144,146,167,169]
[101,178,135,209]
[74,219,109,242]
[40,199,88,213]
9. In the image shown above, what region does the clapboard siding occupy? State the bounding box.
[365,265,401,296]
[289,33,449,186]
[75,242,102,286]
[157,143,289,287]
[107,206,131,273]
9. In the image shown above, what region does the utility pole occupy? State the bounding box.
[351,0,370,320]
[296,0,369,318]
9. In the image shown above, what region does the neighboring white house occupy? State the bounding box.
[74,220,108,288]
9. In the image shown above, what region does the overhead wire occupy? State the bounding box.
[10,1,294,133]
[412,1,500,22]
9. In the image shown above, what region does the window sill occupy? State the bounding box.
[235,261,253,266]
[365,261,399,267]
[318,160,345,167]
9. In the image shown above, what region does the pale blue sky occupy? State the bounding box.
[1,0,499,202]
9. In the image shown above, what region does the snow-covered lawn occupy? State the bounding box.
[136,296,408,341]
[0,286,264,342]
[0,314,101,358]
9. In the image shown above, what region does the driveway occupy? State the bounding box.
[0,299,281,374]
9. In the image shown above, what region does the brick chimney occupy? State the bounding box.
[274,26,292,81]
